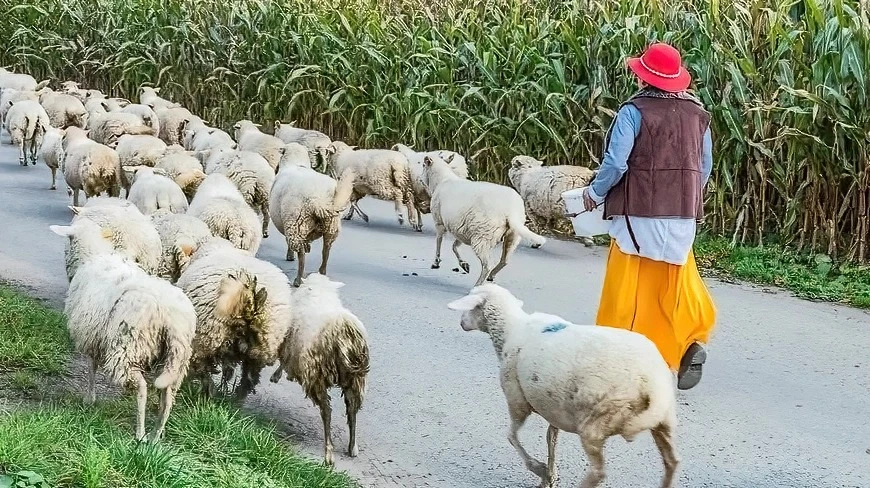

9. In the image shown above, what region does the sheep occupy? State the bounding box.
[508,155,597,245]
[188,127,236,153]
[50,218,196,442]
[84,97,128,126]
[59,81,88,102]
[269,165,356,286]
[89,111,155,146]
[38,90,88,129]
[273,121,332,169]
[176,241,292,400]
[155,148,206,200]
[39,127,65,190]
[392,143,469,225]
[60,128,122,205]
[233,120,289,172]
[4,100,51,166]
[0,88,40,128]
[269,273,369,465]
[328,140,419,231]
[187,174,263,255]
[63,197,162,281]
[126,166,189,215]
[155,107,194,146]
[121,103,160,135]
[0,69,48,93]
[113,134,168,195]
[150,209,214,283]
[205,149,275,238]
[447,284,679,488]
[423,155,546,286]
[138,86,180,110]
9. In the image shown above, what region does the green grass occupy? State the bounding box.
[0,286,356,487]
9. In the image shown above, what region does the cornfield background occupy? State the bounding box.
[1,0,868,261]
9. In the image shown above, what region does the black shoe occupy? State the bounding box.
[677,342,707,390]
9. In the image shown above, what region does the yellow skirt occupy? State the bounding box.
[596,241,716,370]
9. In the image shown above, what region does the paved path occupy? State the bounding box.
[0,136,868,488]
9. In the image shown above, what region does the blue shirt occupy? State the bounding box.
[587,103,713,265]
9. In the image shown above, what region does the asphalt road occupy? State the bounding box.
[0,135,868,488]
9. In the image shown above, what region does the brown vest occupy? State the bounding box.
[604,97,711,223]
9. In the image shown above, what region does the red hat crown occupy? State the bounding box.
[639,43,682,79]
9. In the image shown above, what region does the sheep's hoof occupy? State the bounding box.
[431,262,440,270]
[460,261,470,273]
[342,214,353,221]
[262,230,269,238]
[361,214,370,223]
[531,243,542,249]
[486,276,495,282]
[49,186,56,191]
[269,369,282,384]
[348,443,359,458]
[414,224,423,232]
[292,277,302,288]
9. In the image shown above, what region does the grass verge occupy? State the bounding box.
[0,286,356,488]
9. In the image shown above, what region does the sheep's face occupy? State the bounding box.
[447,293,487,332]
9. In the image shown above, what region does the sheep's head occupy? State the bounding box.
[298,273,345,295]
[510,155,543,171]
[448,284,524,334]
[50,218,117,279]
[278,143,311,169]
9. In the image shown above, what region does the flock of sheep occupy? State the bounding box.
[1,66,683,488]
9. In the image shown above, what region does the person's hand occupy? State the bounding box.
[583,188,596,212]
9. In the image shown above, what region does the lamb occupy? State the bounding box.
[121,103,160,135]
[447,284,679,488]
[423,155,546,286]
[38,89,88,128]
[113,134,168,195]
[63,197,162,281]
[328,141,419,231]
[392,143,469,224]
[269,273,369,465]
[233,120,289,172]
[50,219,196,442]
[89,111,155,146]
[176,241,292,399]
[150,209,214,283]
[205,149,275,238]
[269,165,356,286]
[126,166,189,215]
[138,86,180,110]
[155,107,194,146]
[155,148,206,200]
[273,121,332,169]
[4,100,51,166]
[39,127,65,190]
[187,174,263,255]
[508,155,597,245]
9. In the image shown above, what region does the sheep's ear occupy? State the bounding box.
[152,167,168,176]
[49,224,74,237]
[447,293,484,312]
[100,101,109,111]
[68,205,81,215]
[178,243,195,258]
[153,87,161,93]
[423,156,434,167]
[35,80,50,91]
[7,100,13,107]
[445,154,456,164]
[273,120,281,131]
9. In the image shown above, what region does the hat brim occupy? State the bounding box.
[627,57,691,93]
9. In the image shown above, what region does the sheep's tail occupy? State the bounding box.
[508,213,546,247]
[330,317,370,408]
[23,114,36,141]
[331,168,356,212]
[153,316,193,390]
[214,270,265,323]
[389,160,412,194]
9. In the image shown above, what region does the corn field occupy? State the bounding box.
[0,0,868,260]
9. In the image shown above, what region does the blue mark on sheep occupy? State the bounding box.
[541,323,568,333]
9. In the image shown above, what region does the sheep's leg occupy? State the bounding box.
[506,407,548,481]
[392,195,405,227]
[431,222,446,269]
[472,245,492,287]
[342,198,358,221]
[343,386,362,457]
[134,371,148,441]
[269,363,284,383]
[151,384,178,442]
[319,237,335,275]
[49,167,57,190]
[544,425,559,487]
[17,139,25,166]
[354,201,370,223]
[293,250,305,287]
[652,424,679,488]
[488,230,521,282]
[316,392,335,465]
[579,435,606,488]
[73,188,80,207]
[86,356,98,405]
[452,239,470,273]
[260,203,270,238]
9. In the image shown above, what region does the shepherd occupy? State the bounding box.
[583,42,716,390]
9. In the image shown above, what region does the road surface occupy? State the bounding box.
[0,137,868,488]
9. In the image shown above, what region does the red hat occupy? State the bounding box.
[626,43,691,93]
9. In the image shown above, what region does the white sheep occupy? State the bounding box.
[4,100,51,166]
[392,143,469,225]
[187,127,236,154]
[39,126,65,190]
[269,165,356,286]
[126,166,189,215]
[38,90,88,129]
[59,81,88,102]
[154,107,194,146]
[0,88,40,129]
[60,127,122,205]
[65,197,162,280]
[328,140,419,231]
[150,209,214,283]
[508,155,597,245]
[89,111,155,146]
[269,273,369,465]
[233,120,290,172]
[121,103,160,135]
[447,284,679,488]
[0,69,48,93]
[187,173,263,255]
[138,86,180,110]
[50,219,196,442]
[176,241,292,399]
[273,121,332,169]
[205,149,275,238]
[155,148,206,200]
[84,96,128,126]
[113,134,168,195]
[423,155,546,286]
